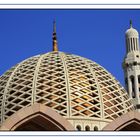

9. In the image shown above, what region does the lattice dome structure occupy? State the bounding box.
[0,51,134,130]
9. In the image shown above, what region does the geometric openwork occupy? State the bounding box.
[0,51,134,125]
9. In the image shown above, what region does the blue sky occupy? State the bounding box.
[0,9,140,86]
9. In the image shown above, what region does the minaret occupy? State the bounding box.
[123,20,140,110]
[52,20,58,52]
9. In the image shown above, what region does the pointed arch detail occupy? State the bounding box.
[103,111,140,131]
[0,103,74,131]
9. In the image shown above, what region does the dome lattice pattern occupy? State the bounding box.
[0,52,134,125]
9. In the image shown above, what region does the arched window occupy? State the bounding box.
[125,77,128,85]
[130,75,135,98]
[127,38,130,52]
[138,75,140,84]
[133,38,135,50]
[94,126,98,131]
[130,38,133,51]
[76,125,81,131]
[138,75,140,93]
[85,125,90,131]
[125,77,128,90]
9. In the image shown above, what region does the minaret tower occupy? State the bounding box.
[123,20,140,110]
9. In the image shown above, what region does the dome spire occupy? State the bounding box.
[130,19,132,28]
[52,20,58,52]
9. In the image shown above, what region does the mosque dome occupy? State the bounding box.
[0,51,134,130]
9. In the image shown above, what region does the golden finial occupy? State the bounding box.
[52,20,58,52]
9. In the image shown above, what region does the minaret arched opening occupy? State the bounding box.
[138,75,140,94]
[130,75,135,98]
[125,77,128,89]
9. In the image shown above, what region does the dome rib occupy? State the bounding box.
[60,52,71,117]
[32,54,45,104]
[86,60,104,119]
